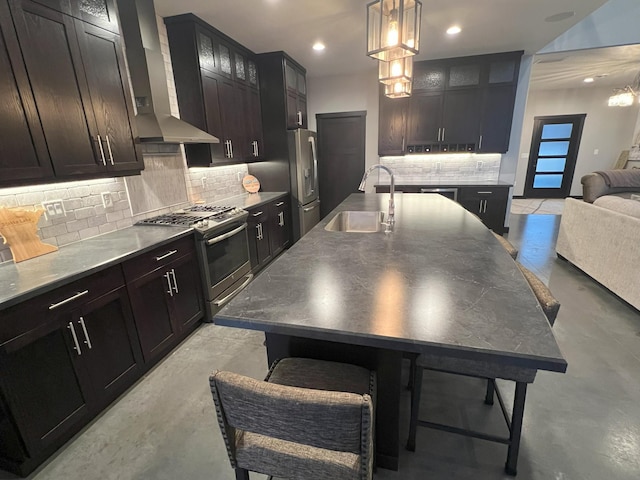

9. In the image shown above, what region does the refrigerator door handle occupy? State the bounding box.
[308,135,318,195]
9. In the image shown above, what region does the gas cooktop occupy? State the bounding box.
[137,204,248,234]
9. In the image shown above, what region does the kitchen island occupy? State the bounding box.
[214,193,567,472]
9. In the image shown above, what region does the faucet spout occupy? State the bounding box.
[358,164,395,233]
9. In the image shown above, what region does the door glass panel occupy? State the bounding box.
[219,45,231,75]
[235,53,246,80]
[79,0,108,20]
[248,60,258,86]
[198,33,215,71]
[541,123,572,139]
[536,157,566,172]
[533,174,563,188]
[448,64,480,87]
[539,141,569,156]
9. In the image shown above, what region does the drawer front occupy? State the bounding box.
[122,235,196,281]
[0,265,124,347]
[459,187,509,200]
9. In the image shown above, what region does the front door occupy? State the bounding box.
[524,114,586,198]
[316,111,366,219]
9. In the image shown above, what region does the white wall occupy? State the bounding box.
[514,86,639,196]
[307,69,380,183]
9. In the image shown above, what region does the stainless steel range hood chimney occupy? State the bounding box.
[117,0,218,144]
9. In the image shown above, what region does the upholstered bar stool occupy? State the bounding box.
[406,264,560,475]
[492,231,518,260]
[210,358,376,480]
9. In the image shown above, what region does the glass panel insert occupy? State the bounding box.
[219,45,231,75]
[539,141,569,156]
[235,53,246,80]
[536,157,566,173]
[533,174,563,189]
[80,0,109,20]
[541,123,573,139]
[198,33,215,71]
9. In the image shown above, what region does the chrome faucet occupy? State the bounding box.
[358,164,395,233]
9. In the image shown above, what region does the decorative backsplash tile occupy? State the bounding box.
[380,153,502,183]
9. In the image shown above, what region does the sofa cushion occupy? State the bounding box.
[593,195,640,219]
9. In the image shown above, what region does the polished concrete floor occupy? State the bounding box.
[5,213,640,480]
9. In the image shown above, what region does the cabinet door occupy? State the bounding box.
[286,89,300,129]
[219,77,244,160]
[407,92,443,144]
[75,20,140,173]
[10,0,103,177]
[458,188,509,233]
[75,287,142,410]
[478,85,516,153]
[127,270,178,363]
[378,86,408,155]
[232,82,250,160]
[168,252,204,332]
[201,71,226,160]
[247,208,271,271]
[0,320,90,456]
[269,197,290,256]
[0,4,53,184]
[441,89,482,145]
[297,95,308,129]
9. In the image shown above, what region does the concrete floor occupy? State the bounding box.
[5,213,640,480]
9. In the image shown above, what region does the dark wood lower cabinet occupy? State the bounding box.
[269,197,291,257]
[247,195,292,273]
[0,236,204,476]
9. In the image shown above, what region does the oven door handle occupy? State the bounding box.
[206,224,247,246]
[213,274,254,306]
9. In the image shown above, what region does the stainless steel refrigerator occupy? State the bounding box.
[288,129,320,242]
[247,128,320,243]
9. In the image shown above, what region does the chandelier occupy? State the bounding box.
[367,0,421,98]
[608,72,640,107]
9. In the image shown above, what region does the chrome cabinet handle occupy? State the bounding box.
[478,199,483,213]
[68,322,82,355]
[49,290,89,310]
[255,141,259,157]
[96,135,107,165]
[105,135,114,165]
[437,128,441,142]
[477,191,493,194]
[78,316,92,349]
[229,140,234,158]
[484,200,488,213]
[442,127,445,142]
[164,272,174,296]
[303,203,319,212]
[155,250,178,261]
[252,211,263,217]
[170,268,178,294]
[278,211,284,226]
[275,201,284,207]
[255,224,261,240]
[478,135,483,150]
[402,136,405,151]
[297,111,303,126]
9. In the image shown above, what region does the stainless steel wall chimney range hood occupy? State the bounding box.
[117,0,219,144]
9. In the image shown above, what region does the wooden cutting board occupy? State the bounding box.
[242,174,260,193]
[0,208,58,263]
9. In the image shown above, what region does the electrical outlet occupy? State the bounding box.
[477,161,483,170]
[435,162,441,172]
[201,177,207,188]
[42,200,66,219]
[237,172,243,182]
[101,192,114,209]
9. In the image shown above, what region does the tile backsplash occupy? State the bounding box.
[380,153,502,182]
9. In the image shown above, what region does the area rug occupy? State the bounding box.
[511,198,565,215]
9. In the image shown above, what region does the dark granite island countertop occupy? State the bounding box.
[215,193,566,373]
[0,226,193,310]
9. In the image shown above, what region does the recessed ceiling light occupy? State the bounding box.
[545,11,575,22]
[313,42,325,51]
[446,25,461,35]
[583,77,594,83]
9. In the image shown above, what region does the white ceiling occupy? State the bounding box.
[153,0,611,79]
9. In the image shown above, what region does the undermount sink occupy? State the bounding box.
[325,211,385,233]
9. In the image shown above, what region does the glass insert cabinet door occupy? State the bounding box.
[524,114,586,198]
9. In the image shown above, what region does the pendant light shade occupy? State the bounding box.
[367,0,422,61]
[385,80,412,98]
[379,57,413,85]
[608,87,636,107]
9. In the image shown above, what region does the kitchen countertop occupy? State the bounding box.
[215,193,566,373]
[0,226,194,310]
[0,192,288,311]
[374,179,513,187]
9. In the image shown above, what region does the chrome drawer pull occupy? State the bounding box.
[49,290,89,310]
[170,268,179,294]
[252,211,263,217]
[155,250,178,261]
[96,135,107,165]
[164,272,174,296]
[105,135,114,165]
[275,201,285,207]
[68,322,82,355]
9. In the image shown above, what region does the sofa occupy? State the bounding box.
[556,170,640,310]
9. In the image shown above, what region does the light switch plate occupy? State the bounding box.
[101,192,114,209]
[42,200,66,220]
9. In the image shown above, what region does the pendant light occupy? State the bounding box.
[608,71,640,107]
[385,80,412,98]
[367,0,422,61]
[379,57,413,85]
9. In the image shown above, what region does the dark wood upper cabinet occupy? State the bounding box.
[165,14,264,166]
[29,0,119,33]
[381,51,522,155]
[0,2,54,183]
[0,0,140,187]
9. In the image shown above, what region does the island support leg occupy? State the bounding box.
[505,381,527,476]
